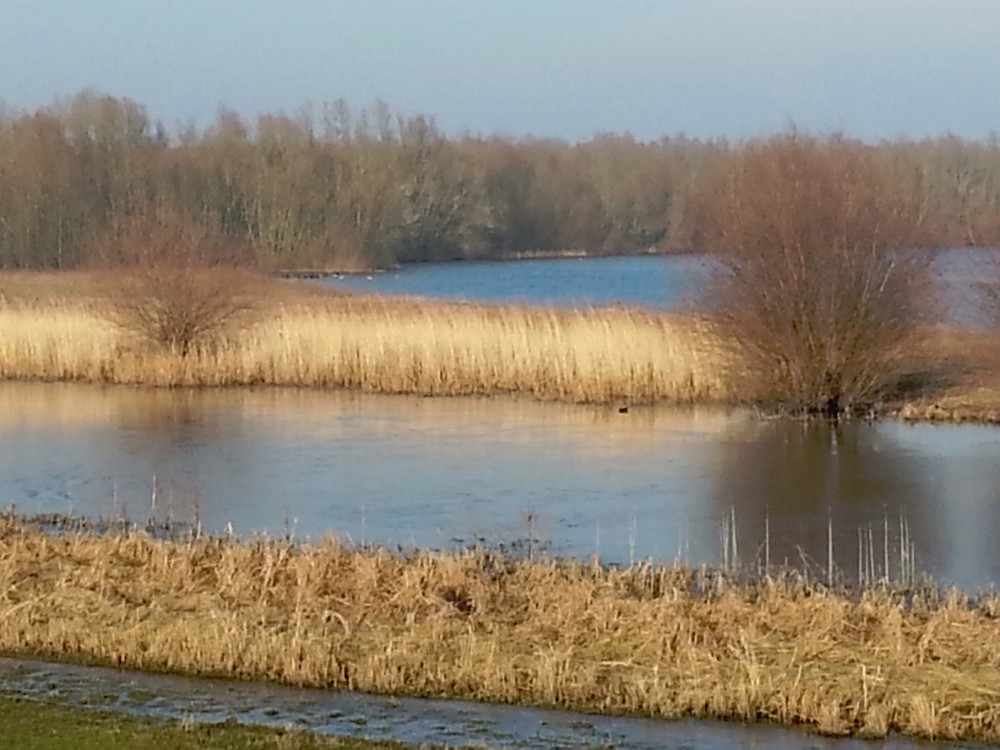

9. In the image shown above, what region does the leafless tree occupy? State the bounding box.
[88,206,259,356]
[695,135,931,412]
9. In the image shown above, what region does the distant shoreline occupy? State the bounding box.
[275,246,680,278]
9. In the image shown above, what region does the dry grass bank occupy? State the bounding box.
[0,282,733,404]
[895,326,1000,423]
[1,520,998,743]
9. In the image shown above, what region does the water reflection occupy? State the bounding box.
[1,382,999,590]
[709,421,931,579]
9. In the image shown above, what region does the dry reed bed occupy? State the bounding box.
[898,397,1000,424]
[0,296,733,403]
[1,521,998,743]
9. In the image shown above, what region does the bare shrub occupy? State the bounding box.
[88,207,259,356]
[695,135,930,411]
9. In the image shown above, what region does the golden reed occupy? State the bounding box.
[0,294,734,404]
[1,520,998,742]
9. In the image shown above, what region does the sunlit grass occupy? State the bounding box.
[5,271,1000,417]
[0,301,121,382]
[1,520,998,742]
[0,294,735,404]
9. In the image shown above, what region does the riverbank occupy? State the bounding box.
[1,520,998,743]
[894,326,1000,423]
[0,696,415,750]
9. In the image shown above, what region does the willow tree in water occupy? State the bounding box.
[696,135,930,412]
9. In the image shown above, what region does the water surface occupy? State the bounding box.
[323,254,714,309]
[322,250,998,326]
[0,658,965,750]
[2,382,998,590]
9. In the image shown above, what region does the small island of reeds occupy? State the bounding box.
[0,273,732,404]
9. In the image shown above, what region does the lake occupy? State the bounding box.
[322,254,715,309]
[321,250,998,325]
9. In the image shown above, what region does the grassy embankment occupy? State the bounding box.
[1,520,999,743]
[0,697,421,750]
[0,271,732,404]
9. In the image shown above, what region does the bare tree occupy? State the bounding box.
[88,206,258,356]
[695,135,930,412]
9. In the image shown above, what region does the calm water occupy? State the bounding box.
[323,254,716,309]
[3,382,999,591]
[323,250,997,326]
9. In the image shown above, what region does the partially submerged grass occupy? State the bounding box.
[0,696,420,750]
[0,285,733,404]
[1,520,998,743]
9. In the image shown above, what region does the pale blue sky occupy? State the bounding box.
[2,0,998,142]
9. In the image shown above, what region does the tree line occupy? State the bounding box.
[2,90,999,270]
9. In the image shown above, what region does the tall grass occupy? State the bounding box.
[0,296,733,404]
[0,300,121,381]
[1,519,998,742]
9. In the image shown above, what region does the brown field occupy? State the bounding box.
[1,519,998,743]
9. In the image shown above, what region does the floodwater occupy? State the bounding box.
[0,658,972,749]
[3,382,1000,591]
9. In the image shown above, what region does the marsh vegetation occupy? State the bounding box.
[4,93,1000,745]
[0,279,730,403]
[1,520,998,743]
[4,266,1000,417]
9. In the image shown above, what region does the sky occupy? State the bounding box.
[2,0,999,143]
